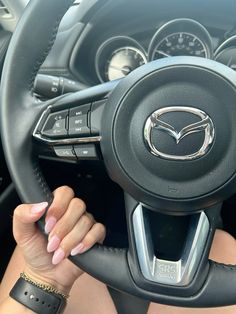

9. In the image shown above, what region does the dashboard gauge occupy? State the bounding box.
[105,47,146,81]
[215,47,236,71]
[95,36,147,82]
[214,35,236,70]
[148,18,213,61]
[151,33,208,60]
[214,35,236,57]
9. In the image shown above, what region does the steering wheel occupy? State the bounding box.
[2,0,236,308]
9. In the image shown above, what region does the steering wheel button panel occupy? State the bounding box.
[68,104,91,137]
[41,110,68,138]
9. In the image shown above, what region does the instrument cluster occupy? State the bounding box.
[95,18,236,83]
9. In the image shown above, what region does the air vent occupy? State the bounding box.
[0,1,12,19]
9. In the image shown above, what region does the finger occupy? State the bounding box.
[13,202,48,246]
[51,213,96,265]
[81,222,106,247]
[70,222,106,256]
[44,186,74,234]
[47,198,87,253]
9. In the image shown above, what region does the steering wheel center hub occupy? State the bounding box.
[102,57,236,213]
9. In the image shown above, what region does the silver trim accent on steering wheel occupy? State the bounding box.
[133,204,209,286]
[33,132,102,145]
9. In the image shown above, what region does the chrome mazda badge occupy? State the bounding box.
[144,106,215,161]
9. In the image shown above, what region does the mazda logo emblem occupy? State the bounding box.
[144,106,215,161]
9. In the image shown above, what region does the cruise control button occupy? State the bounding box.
[42,110,68,138]
[54,146,76,159]
[74,144,98,160]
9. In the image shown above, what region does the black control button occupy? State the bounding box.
[54,146,76,159]
[70,104,91,117]
[68,104,91,136]
[74,144,98,160]
[42,110,68,138]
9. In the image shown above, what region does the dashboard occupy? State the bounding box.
[68,0,236,87]
[95,18,214,83]
[90,19,236,83]
[1,1,236,121]
[94,18,236,83]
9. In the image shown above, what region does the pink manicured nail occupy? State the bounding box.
[52,248,65,265]
[45,216,57,234]
[47,235,60,253]
[31,202,48,214]
[71,243,85,256]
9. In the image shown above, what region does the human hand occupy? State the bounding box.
[12,186,106,296]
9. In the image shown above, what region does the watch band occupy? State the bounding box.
[10,277,66,314]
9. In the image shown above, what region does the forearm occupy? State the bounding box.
[0,296,36,313]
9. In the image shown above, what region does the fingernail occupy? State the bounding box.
[31,202,48,214]
[71,243,85,256]
[45,216,57,234]
[52,248,65,265]
[47,235,60,253]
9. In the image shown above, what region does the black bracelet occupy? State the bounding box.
[10,277,66,314]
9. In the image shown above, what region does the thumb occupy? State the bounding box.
[13,202,48,246]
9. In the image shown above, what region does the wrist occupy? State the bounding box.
[10,276,67,314]
[23,267,71,297]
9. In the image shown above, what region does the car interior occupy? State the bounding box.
[1,0,236,312]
